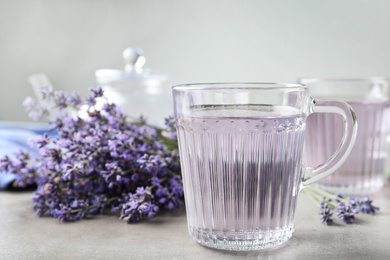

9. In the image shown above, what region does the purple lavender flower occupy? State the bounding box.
[151,176,161,186]
[32,191,48,217]
[162,114,177,140]
[51,204,71,222]
[120,187,159,223]
[319,204,333,225]
[67,92,82,106]
[170,175,184,196]
[54,91,67,109]
[319,196,332,207]
[28,134,50,148]
[336,203,359,224]
[90,87,104,98]
[70,199,86,209]
[0,155,11,171]
[40,86,55,101]
[85,95,96,106]
[349,197,360,210]
[359,198,380,214]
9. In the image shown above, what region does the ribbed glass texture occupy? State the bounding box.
[305,100,390,194]
[176,108,306,251]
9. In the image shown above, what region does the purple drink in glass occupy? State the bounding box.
[173,83,357,251]
[300,78,390,195]
[176,105,306,250]
[305,100,390,194]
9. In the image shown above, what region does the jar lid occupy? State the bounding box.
[95,47,168,85]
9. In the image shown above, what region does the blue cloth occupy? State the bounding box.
[0,121,53,190]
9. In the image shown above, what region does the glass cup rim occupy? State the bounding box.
[172,82,307,91]
[298,77,390,84]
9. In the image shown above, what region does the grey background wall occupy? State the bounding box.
[1,0,389,121]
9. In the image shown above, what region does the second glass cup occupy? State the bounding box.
[299,78,390,195]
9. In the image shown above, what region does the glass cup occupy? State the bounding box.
[299,78,390,195]
[172,83,357,251]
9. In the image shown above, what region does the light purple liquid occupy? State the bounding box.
[305,100,390,194]
[176,105,306,251]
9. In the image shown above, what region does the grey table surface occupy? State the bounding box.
[0,185,389,260]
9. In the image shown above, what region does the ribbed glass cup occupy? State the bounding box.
[300,78,390,195]
[176,113,304,250]
[172,83,357,251]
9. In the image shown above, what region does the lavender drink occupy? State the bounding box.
[305,100,390,194]
[173,83,357,251]
[176,105,306,250]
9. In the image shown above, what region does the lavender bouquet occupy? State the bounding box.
[0,87,183,223]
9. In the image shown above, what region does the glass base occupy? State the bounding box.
[315,181,384,196]
[189,225,294,251]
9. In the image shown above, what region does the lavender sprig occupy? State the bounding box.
[303,186,380,225]
[319,204,334,225]
[120,187,159,223]
[359,198,380,214]
[0,87,182,223]
[336,203,359,224]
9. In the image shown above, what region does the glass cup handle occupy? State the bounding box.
[302,99,358,186]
